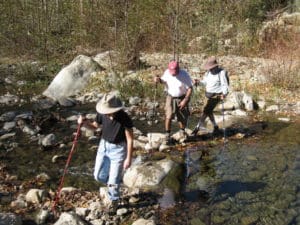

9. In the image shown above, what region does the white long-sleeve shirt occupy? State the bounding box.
[200,69,229,95]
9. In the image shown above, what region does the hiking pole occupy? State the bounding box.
[149,79,158,153]
[221,100,226,149]
[51,122,82,215]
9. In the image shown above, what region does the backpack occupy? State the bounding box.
[218,69,229,86]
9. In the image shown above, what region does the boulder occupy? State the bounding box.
[43,55,103,103]
[123,158,175,188]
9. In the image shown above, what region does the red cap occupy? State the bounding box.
[168,60,179,75]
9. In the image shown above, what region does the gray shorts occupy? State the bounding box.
[165,95,190,125]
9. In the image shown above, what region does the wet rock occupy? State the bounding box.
[35,98,57,109]
[0,111,16,122]
[0,213,22,225]
[158,188,175,209]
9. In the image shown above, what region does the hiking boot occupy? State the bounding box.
[108,200,119,215]
[213,125,219,134]
[166,137,175,145]
[191,127,199,137]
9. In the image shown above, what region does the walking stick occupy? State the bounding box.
[221,100,226,149]
[51,123,82,215]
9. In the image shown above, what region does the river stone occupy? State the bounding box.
[132,218,156,225]
[147,132,167,143]
[43,55,103,103]
[0,111,16,122]
[54,212,87,225]
[35,209,50,225]
[40,134,57,147]
[25,189,48,203]
[0,213,22,225]
[0,132,15,140]
[123,159,175,188]
[0,94,19,105]
[3,121,16,130]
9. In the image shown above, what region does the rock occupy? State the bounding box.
[0,111,16,122]
[25,189,48,204]
[0,213,22,225]
[54,212,88,225]
[40,134,57,147]
[35,209,50,225]
[3,121,16,130]
[43,55,103,103]
[123,159,175,188]
[0,132,16,140]
[266,105,279,112]
[0,94,19,105]
[129,96,142,105]
[61,187,77,193]
[99,187,111,207]
[147,132,167,143]
[116,208,128,216]
[75,207,90,217]
[132,218,156,225]
[242,92,254,111]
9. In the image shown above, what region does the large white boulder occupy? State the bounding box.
[123,158,175,188]
[43,55,103,103]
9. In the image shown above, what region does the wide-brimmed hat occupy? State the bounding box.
[168,60,179,75]
[96,93,123,114]
[203,56,218,70]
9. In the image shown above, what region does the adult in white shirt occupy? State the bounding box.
[191,56,229,136]
[154,60,193,143]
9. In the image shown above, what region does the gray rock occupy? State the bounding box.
[54,212,88,225]
[43,55,103,103]
[0,213,22,225]
[123,159,175,188]
[0,111,16,122]
[25,189,48,204]
[3,121,16,130]
[132,218,156,225]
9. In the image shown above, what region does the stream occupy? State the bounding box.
[1,103,299,225]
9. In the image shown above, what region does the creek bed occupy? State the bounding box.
[0,103,299,225]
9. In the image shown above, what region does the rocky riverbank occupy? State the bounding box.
[0,51,299,225]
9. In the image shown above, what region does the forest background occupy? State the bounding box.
[0,0,299,98]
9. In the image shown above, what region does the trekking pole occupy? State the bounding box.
[221,100,226,148]
[51,122,82,215]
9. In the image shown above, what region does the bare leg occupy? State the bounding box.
[165,117,171,133]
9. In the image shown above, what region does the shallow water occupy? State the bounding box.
[165,117,300,225]
[1,104,299,225]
